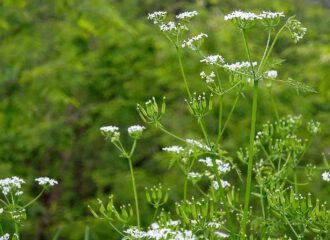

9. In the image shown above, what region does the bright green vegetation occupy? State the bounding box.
[0,0,330,239]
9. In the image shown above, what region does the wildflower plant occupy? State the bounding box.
[91,8,329,239]
[0,177,58,239]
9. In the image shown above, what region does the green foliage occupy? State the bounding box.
[0,0,329,239]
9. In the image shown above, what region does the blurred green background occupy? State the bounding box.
[0,0,329,239]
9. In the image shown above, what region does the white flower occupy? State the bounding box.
[15,191,23,196]
[224,10,260,21]
[199,157,213,167]
[207,222,221,228]
[200,54,225,65]
[167,220,181,227]
[307,120,321,134]
[160,21,177,32]
[35,177,58,186]
[0,234,10,240]
[100,125,119,133]
[125,224,197,240]
[162,146,184,154]
[0,208,3,214]
[200,71,215,84]
[182,33,208,50]
[224,61,257,72]
[176,11,198,20]
[147,11,167,24]
[265,70,278,79]
[0,177,25,196]
[213,180,230,190]
[260,11,285,19]
[128,125,145,134]
[186,139,211,151]
[215,231,229,238]
[128,125,146,139]
[188,172,202,179]
[199,157,231,173]
[322,171,330,182]
[287,18,307,43]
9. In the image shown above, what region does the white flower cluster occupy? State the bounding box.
[188,172,203,179]
[176,11,198,20]
[0,234,10,240]
[322,171,330,182]
[182,33,208,50]
[186,139,211,151]
[307,120,321,134]
[125,222,196,240]
[199,157,231,173]
[224,61,257,72]
[100,126,119,133]
[128,125,146,139]
[287,19,307,43]
[35,177,58,186]
[200,71,215,84]
[160,21,177,32]
[265,70,278,79]
[224,10,285,21]
[260,11,285,19]
[148,11,167,24]
[163,146,184,154]
[213,180,230,189]
[128,125,146,134]
[224,10,260,21]
[200,54,225,65]
[0,177,25,196]
[215,231,229,238]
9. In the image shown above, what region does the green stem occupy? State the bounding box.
[107,221,127,238]
[218,94,240,144]
[130,139,137,157]
[152,207,159,222]
[294,169,298,192]
[198,120,210,146]
[127,156,140,227]
[283,214,299,238]
[269,89,280,121]
[183,179,188,202]
[22,189,45,209]
[259,186,266,238]
[216,95,223,146]
[195,184,208,197]
[211,159,235,239]
[259,18,291,73]
[159,126,185,142]
[258,28,272,73]
[15,222,19,239]
[176,47,192,99]
[240,29,259,239]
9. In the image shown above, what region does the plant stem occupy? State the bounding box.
[258,29,272,73]
[259,18,291,73]
[240,29,259,239]
[216,95,223,146]
[107,221,126,238]
[176,47,192,99]
[159,126,186,142]
[211,158,235,239]
[218,94,240,144]
[183,178,188,202]
[22,189,45,209]
[127,155,140,227]
[259,186,266,238]
[15,222,19,239]
[198,120,210,146]
[269,89,280,121]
